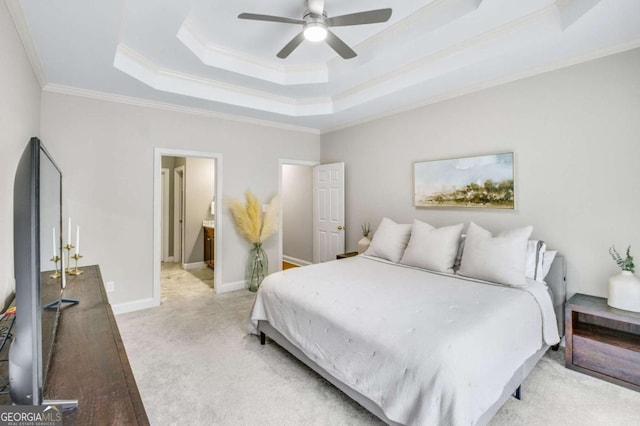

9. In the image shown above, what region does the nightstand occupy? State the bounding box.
[336,251,358,260]
[565,293,640,391]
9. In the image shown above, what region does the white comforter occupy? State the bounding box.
[249,255,559,425]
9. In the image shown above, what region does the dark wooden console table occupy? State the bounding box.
[45,265,149,425]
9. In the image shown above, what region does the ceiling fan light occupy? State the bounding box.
[303,23,327,42]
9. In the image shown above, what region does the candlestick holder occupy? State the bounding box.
[64,244,75,273]
[69,253,83,276]
[49,255,62,279]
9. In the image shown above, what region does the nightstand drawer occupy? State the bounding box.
[573,334,640,385]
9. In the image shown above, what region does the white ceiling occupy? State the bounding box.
[11,0,640,133]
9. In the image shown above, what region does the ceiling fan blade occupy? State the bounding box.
[238,13,304,25]
[326,9,392,27]
[325,30,357,59]
[308,0,325,16]
[277,32,306,59]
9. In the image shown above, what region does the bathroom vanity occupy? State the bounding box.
[203,223,215,269]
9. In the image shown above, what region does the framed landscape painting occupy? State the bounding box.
[414,152,515,209]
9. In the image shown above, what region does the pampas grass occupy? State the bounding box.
[228,190,278,244]
[246,191,262,242]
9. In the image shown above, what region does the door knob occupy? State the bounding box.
[337,225,344,230]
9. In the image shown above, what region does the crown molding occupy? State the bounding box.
[114,43,335,116]
[5,0,47,88]
[333,4,560,111]
[322,39,640,135]
[37,38,640,137]
[177,18,328,85]
[17,0,636,134]
[42,83,321,135]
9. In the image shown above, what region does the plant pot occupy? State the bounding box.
[608,271,640,312]
[357,236,371,254]
[247,243,268,292]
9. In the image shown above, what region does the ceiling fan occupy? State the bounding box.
[238,0,392,59]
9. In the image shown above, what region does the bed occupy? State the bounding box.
[249,254,566,425]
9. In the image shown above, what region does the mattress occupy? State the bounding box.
[249,255,559,425]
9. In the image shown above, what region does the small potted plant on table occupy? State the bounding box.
[358,223,372,254]
[608,245,640,312]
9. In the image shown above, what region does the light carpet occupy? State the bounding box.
[117,266,640,425]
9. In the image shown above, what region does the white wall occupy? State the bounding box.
[321,48,640,299]
[282,164,313,264]
[184,157,215,265]
[40,92,320,305]
[0,2,42,309]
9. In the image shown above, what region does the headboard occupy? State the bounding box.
[545,255,567,337]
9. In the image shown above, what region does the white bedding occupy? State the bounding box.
[249,255,559,425]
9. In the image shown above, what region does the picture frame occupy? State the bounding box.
[414,152,515,209]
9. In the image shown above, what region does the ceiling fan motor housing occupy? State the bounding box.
[303,11,328,42]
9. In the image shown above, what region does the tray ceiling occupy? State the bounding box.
[12,0,640,132]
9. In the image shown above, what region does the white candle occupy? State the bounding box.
[68,217,71,246]
[52,227,56,257]
[76,225,80,254]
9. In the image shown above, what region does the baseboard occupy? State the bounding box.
[111,297,156,315]
[283,255,312,267]
[182,261,206,270]
[162,256,174,263]
[217,280,247,294]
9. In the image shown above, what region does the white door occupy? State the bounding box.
[161,168,170,261]
[174,166,185,264]
[313,163,345,263]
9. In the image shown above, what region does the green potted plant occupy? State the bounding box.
[609,245,635,273]
[607,245,640,312]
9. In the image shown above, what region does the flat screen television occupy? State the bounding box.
[10,137,76,409]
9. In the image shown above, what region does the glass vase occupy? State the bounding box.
[247,242,268,292]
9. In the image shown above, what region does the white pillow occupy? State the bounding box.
[525,240,547,281]
[540,250,558,280]
[400,220,464,273]
[365,217,412,263]
[457,222,533,287]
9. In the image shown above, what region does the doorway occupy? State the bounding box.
[279,159,318,270]
[154,149,222,307]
